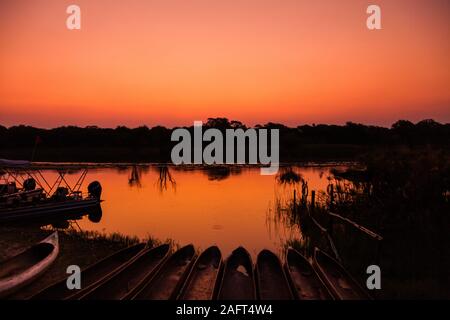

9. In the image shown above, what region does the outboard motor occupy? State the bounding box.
[23,178,36,191]
[88,181,102,199]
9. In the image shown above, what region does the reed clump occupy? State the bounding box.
[277,148,450,298]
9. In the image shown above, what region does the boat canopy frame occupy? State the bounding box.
[1,162,89,197]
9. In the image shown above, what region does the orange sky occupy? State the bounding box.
[0,0,449,128]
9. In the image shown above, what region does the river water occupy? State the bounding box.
[38,164,347,257]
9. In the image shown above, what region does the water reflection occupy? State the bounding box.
[36,165,342,257]
[12,203,105,231]
[203,165,243,181]
[128,165,142,188]
[204,166,231,181]
[87,205,103,223]
[155,165,176,193]
[276,166,302,185]
[44,205,104,231]
[127,165,152,188]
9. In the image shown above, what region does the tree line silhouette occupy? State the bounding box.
[0,118,448,162]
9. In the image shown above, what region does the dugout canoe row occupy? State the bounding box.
[1,236,371,300]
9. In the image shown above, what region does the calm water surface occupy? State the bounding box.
[40,164,346,257]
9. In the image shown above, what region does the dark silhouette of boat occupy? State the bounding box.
[313,247,370,300]
[217,247,256,300]
[0,160,103,222]
[177,246,222,300]
[132,244,196,300]
[0,198,102,223]
[255,249,294,300]
[30,243,146,300]
[284,248,332,300]
[79,244,171,300]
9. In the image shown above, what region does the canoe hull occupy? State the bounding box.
[313,247,370,300]
[284,248,332,300]
[255,250,294,300]
[132,244,196,300]
[80,244,171,300]
[0,232,59,298]
[217,247,256,300]
[31,242,146,300]
[178,246,223,300]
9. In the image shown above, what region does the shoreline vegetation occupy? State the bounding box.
[271,148,450,299]
[1,118,448,163]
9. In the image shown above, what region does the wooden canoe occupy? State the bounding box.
[313,247,370,300]
[79,244,171,300]
[284,248,332,300]
[255,249,294,300]
[0,231,59,298]
[217,247,256,300]
[132,244,196,300]
[31,242,146,300]
[177,246,222,300]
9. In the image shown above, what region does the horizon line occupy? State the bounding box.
[1,118,449,131]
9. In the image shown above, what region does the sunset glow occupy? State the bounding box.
[1,0,449,127]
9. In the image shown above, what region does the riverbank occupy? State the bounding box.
[0,144,368,163]
[0,226,154,299]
